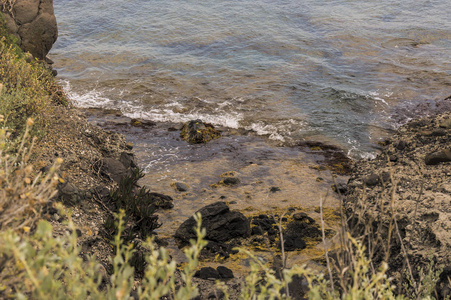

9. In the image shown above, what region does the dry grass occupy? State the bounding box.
[0,117,62,232]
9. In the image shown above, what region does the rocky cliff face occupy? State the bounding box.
[1,0,57,60]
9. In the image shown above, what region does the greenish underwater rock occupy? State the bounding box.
[180,119,221,144]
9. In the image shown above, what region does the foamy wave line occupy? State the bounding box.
[61,80,114,108]
[125,109,243,129]
[61,81,244,129]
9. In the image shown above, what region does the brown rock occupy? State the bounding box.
[425,148,451,165]
[2,0,58,59]
[13,0,40,24]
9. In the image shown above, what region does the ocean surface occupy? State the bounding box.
[51,0,451,158]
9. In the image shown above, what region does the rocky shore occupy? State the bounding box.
[2,2,450,297]
[345,105,450,298]
[48,101,450,298]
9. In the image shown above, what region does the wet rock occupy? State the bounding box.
[175,202,250,245]
[286,220,321,239]
[171,182,189,192]
[148,193,174,209]
[217,266,234,279]
[222,177,240,185]
[251,215,277,236]
[194,267,220,280]
[282,219,321,251]
[425,148,451,165]
[292,213,315,224]
[204,241,231,258]
[283,235,306,251]
[130,118,156,127]
[125,142,134,150]
[180,119,221,144]
[269,186,281,192]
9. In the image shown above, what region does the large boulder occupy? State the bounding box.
[1,0,58,59]
[175,202,250,245]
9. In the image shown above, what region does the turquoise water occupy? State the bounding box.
[51,0,451,157]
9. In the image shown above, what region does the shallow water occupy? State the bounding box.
[52,0,451,159]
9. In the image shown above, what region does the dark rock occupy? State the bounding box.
[217,266,234,279]
[100,158,130,184]
[172,182,189,192]
[58,182,82,205]
[269,186,281,192]
[194,267,220,280]
[180,119,221,144]
[125,142,134,150]
[389,155,398,162]
[396,140,407,150]
[204,241,230,258]
[93,185,110,199]
[435,266,451,300]
[292,213,315,224]
[222,177,240,185]
[431,129,447,136]
[175,202,250,245]
[380,171,391,184]
[364,173,380,187]
[421,212,439,223]
[119,152,136,169]
[285,220,321,239]
[251,226,264,235]
[207,290,225,299]
[130,118,156,127]
[251,215,277,235]
[287,275,309,300]
[148,193,174,209]
[283,235,306,251]
[425,148,451,165]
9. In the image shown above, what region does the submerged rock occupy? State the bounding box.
[180,119,221,144]
[171,182,189,192]
[174,202,250,245]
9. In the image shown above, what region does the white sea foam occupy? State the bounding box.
[60,80,114,108]
[368,90,393,105]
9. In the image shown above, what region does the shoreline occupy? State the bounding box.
[49,101,450,297]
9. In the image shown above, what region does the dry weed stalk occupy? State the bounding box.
[0,117,62,231]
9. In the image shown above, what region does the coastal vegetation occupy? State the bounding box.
[0,10,449,300]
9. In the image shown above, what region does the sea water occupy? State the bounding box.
[51,0,451,158]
